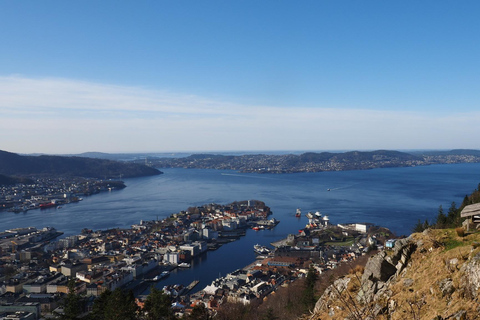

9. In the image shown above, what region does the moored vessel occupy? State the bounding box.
[254,244,271,254]
[295,208,301,217]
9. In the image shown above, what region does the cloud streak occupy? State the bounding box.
[1,75,479,154]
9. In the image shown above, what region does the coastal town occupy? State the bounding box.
[0,198,391,319]
[0,176,126,213]
[138,150,480,174]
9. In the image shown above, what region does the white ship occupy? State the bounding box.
[254,244,271,254]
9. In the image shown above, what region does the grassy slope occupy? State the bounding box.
[309,229,480,320]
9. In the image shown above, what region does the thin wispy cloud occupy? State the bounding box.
[1,75,479,154]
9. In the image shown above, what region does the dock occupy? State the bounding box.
[184,280,200,294]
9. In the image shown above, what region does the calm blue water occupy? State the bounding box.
[1,163,480,291]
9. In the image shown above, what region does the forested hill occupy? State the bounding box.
[0,150,162,179]
[0,174,34,186]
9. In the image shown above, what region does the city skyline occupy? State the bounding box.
[1,1,479,154]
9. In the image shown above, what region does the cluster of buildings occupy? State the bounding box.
[176,222,388,317]
[0,194,390,319]
[0,177,124,213]
[146,153,429,174]
[0,200,273,319]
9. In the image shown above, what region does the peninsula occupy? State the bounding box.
[0,150,162,179]
[0,149,162,212]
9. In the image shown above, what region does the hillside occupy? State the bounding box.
[308,228,480,320]
[0,150,162,179]
[144,150,426,173]
[0,174,34,186]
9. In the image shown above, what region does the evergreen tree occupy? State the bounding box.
[88,289,112,320]
[447,202,458,226]
[423,219,430,230]
[103,288,138,320]
[412,219,425,233]
[462,195,470,208]
[435,205,447,228]
[412,219,430,233]
[186,304,212,320]
[143,287,176,320]
[57,279,82,320]
[89,288,138,320]
[260,307,278,320]
[302,266,318,311]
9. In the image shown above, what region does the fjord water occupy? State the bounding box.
[2,164,480,291]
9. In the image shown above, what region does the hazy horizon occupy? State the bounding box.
[8,148,477,158]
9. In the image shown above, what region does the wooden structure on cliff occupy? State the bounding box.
[460,203,480,231]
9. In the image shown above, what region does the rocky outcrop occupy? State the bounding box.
[437,278,455,297]
[357,237,417,304]
[314,277,351,313]
[461,251,480,297]
[313,237,417,319]
[309,229,480,320]
[362,251,397,283]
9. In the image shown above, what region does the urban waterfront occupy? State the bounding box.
[2,163,480,292]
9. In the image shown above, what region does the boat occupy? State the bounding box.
[160,270,170,277]
[295,208,301,217]
[40,202,57,209]
[178,262,191,268]
[8,206,28,213]
[149,275,161,282]
[306,212,314,219]
[252,226,260,231]
[148,270,170,282]
[254,244,271,255]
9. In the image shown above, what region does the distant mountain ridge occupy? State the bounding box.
[0,150,162,179]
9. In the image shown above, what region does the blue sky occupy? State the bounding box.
[1,1,479,154]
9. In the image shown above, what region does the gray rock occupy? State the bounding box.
[391,238,416,272]
[388,299,396,312]
[438,278,455,297]
[358,239,416,304]
[449,258,459,266]
[403,278,414,287]
[314,277,351,313]
[362,251,397,283]
[462,252,480,295]
[328,307,335,317]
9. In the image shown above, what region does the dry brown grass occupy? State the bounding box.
[348,265,365,275]
[308,229,480,320]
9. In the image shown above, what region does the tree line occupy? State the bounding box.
[412,183,480,233]
[57,266,322,320]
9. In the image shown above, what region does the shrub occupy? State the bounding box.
[456,227,465,237]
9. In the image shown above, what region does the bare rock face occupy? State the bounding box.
[362,251,397,283]
[314,277,351,313]
[461,252,480,296]
[314,237,418,318]
[390,237,417,275]
[357,251,397,304]
[357,238,416,304]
